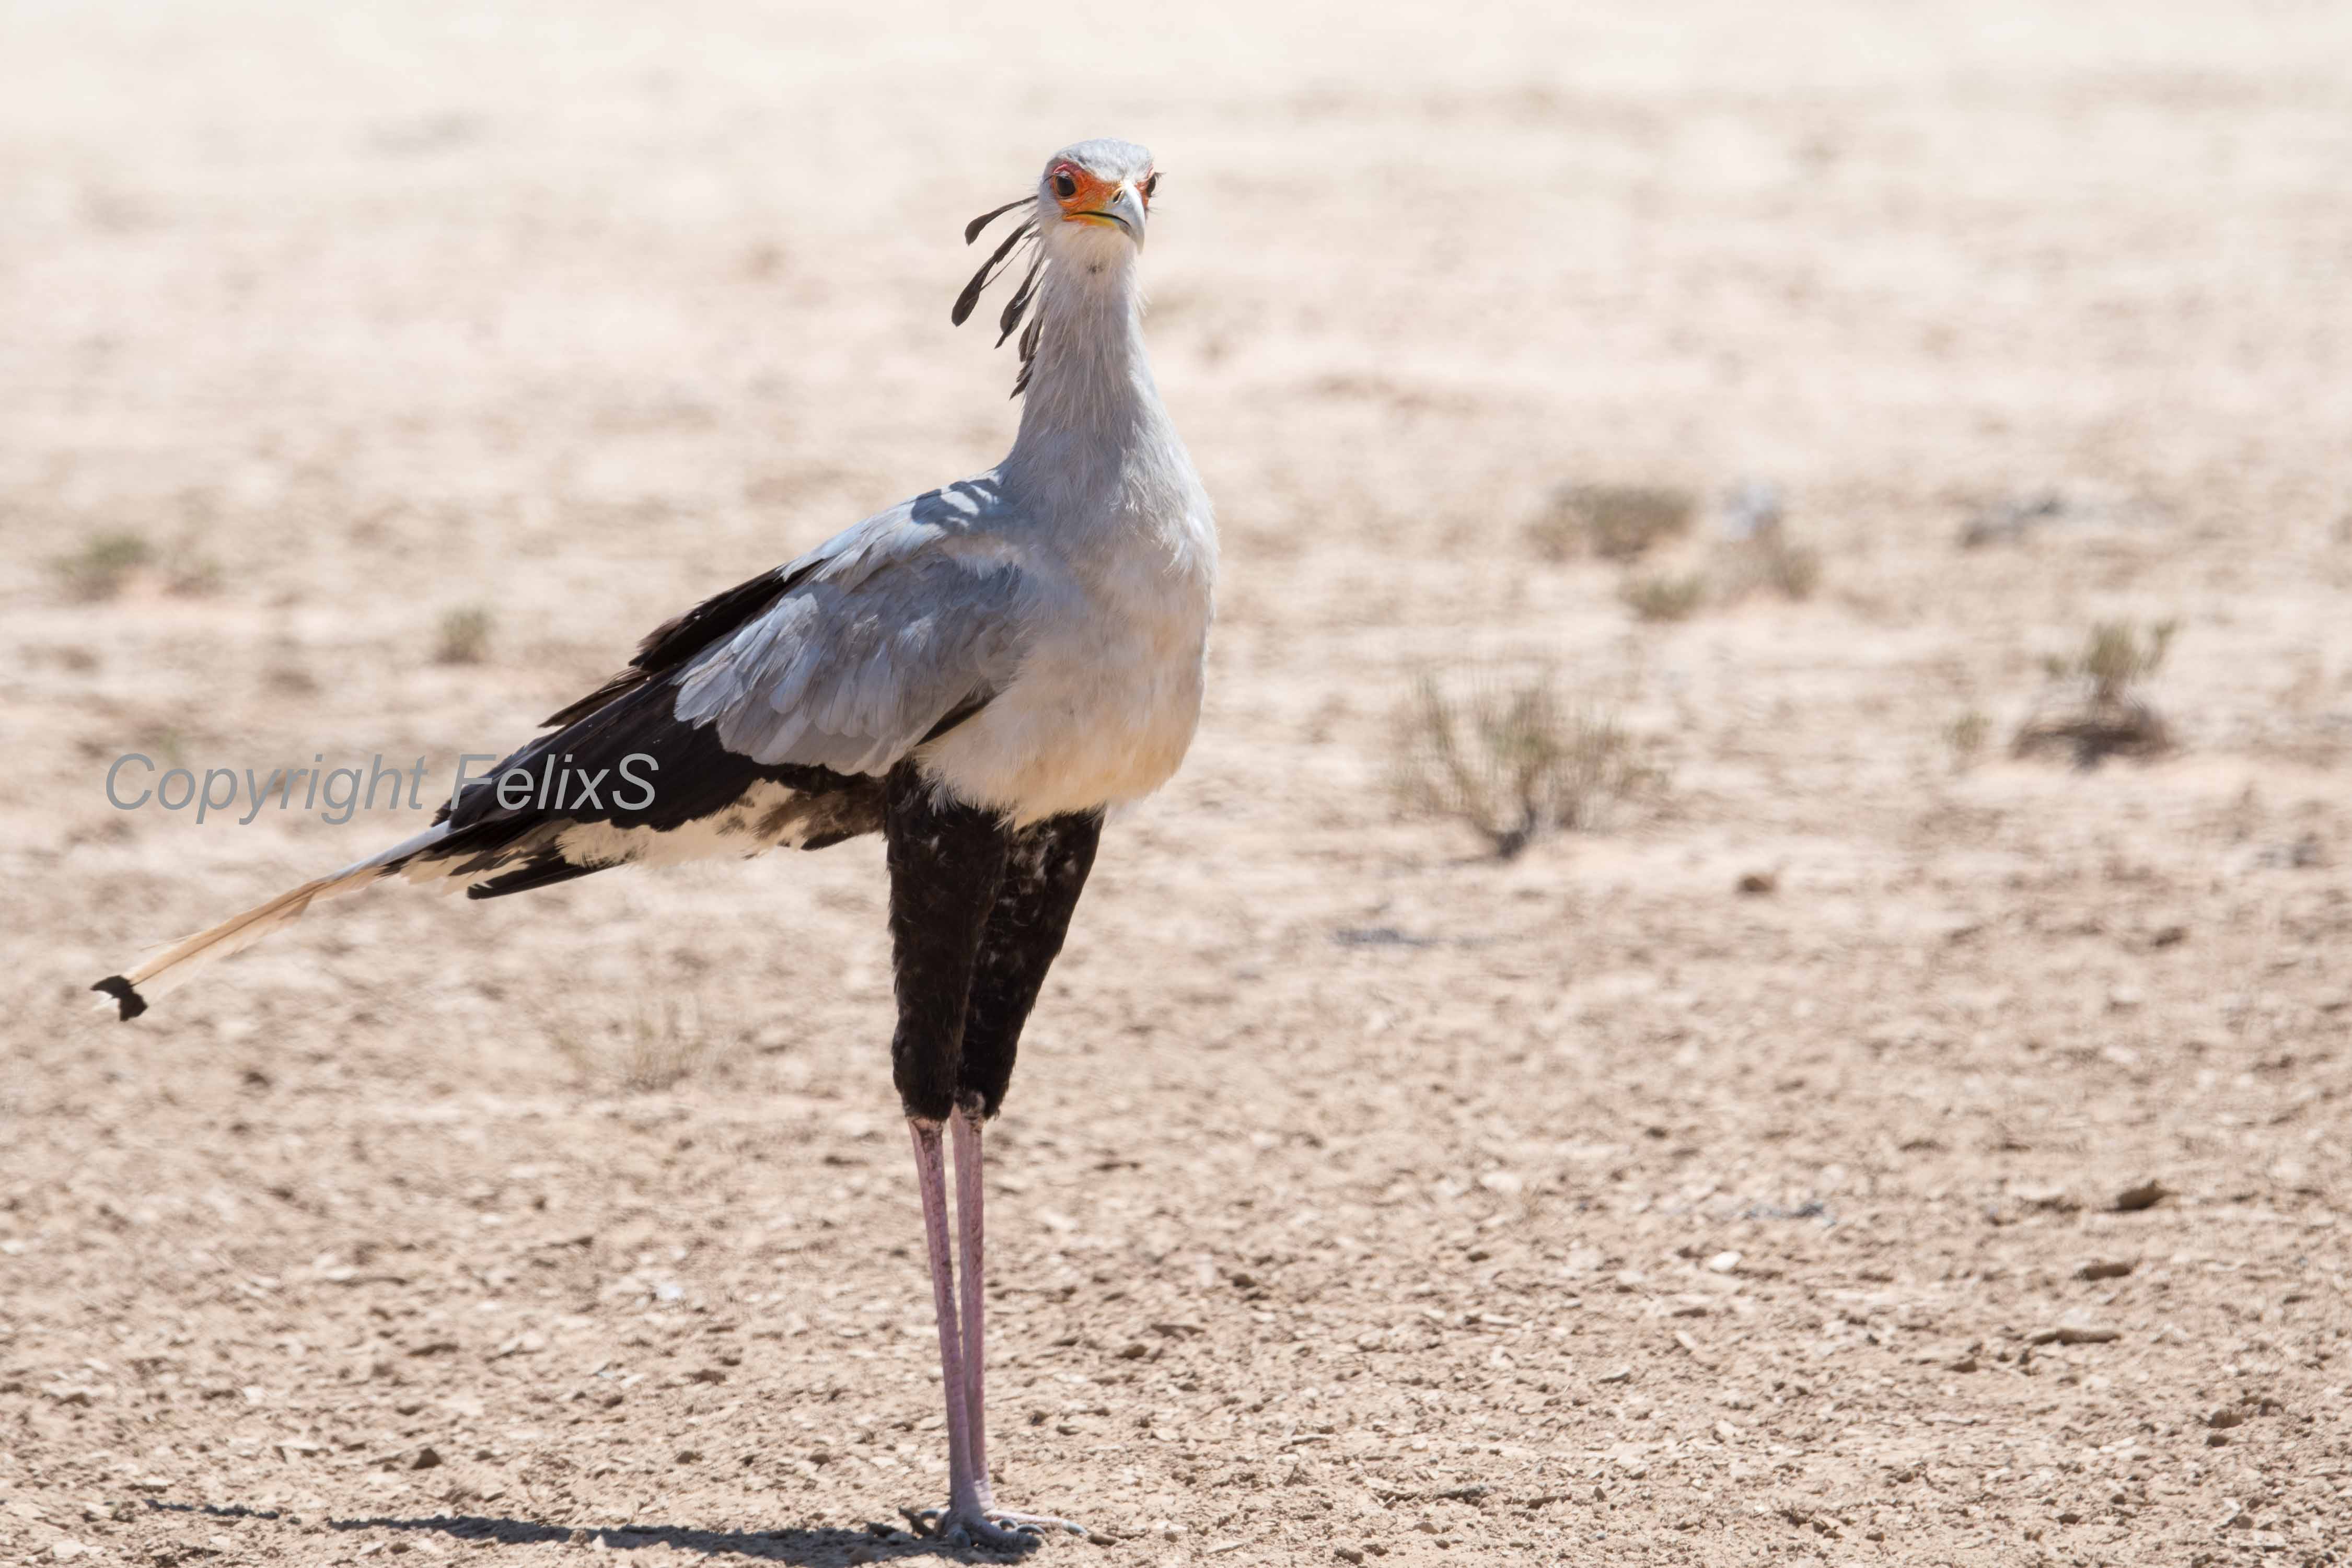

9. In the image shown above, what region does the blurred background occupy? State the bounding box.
[6,2,2350,1561]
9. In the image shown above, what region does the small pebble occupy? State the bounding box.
[2030,1321,2121,1346]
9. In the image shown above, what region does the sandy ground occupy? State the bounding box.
[7,3,2352,1563]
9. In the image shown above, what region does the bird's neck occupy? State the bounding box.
[1002,252,1167,494]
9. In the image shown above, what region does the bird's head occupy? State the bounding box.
[953,140,1159,393]
[1034,138,1156,253]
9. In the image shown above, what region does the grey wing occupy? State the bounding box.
[671,502,1029,776]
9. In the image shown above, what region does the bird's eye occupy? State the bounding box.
[1050,168,1078,201]
[1141,172,1159,203]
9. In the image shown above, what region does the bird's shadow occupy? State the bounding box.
[144,1500,1037,1564]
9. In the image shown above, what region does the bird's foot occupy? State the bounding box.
[902,1503,1086,1552]
[975,1507,1088,1539]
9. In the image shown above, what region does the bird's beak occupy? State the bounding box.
[1071,182,1148,245]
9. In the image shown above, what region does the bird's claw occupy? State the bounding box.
[902,1504,1084,1552]
[978,1508,1087,1539]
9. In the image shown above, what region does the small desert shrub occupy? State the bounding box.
[617,998,712,1091]
[166,552,224,596]
[2014,618,2177,766]
[1947,708,1991,771]
[1959,491,2067,549]
[52,531,154,601]
[50,531,223,601]
[1712,487,1822,602]
[435,605,494,665]
[143,726,190,770]
[1389,668,1657,858]
[1528,483,1696,563]
[1620,571,1706,623]
[2070,618,2175,705]
[551,995,715,1092]
[1749,535,1822,599]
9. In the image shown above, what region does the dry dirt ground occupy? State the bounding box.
[6,4,2352,1565]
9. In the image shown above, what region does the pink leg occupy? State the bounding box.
[909,1121,983,1517]
[908,1119,1047,1552]
[951,1105,994,1503]
[948,1105,1085,1537]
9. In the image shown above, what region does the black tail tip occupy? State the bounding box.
[93,975,147,1021]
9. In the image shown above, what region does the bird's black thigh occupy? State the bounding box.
[884,764,1009,1123]
[958,808,1102,1120]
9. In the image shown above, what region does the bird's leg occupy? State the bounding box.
[908,1119,983,1521]
[948,1102,1085,1538]
[951,1101,991,1499]
[905,1113,1054,1553]
[886,768,1038,1553]
[924,808,1103,1541]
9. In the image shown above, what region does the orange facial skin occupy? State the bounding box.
[1049,162,1153,229]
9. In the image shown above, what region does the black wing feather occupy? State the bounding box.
[424,573,890,898]
[542,561,817,728]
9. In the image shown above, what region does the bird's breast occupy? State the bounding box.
[920,504,1213,824]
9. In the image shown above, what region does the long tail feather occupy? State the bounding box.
[91,823,451,1020]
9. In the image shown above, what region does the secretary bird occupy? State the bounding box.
[93,138,1213,1550]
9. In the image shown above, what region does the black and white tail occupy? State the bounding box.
[92,824,455,1019]
[91,557,894,1021]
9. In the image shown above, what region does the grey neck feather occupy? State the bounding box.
[1001,251,1168,504]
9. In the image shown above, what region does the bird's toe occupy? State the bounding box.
[938,1509,1044,1554]
[982,1509,1086,1538]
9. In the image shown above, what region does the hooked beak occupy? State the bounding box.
[1069,182,1147,244]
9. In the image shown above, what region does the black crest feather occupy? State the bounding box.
[997,254,1044,347]
[1012,310,1045,397]
[964,196,1034,246]
[957,192,1054,396]
[952,218,1035,328]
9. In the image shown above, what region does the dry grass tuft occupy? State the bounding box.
[1389,667,1659,858]
[1959,491,2067,549]
[1947,708,1991,771]
[434,606,494,665]
[166,552,224,596]
[551,996,718,1093]
[1618,573,1712,620]
[50,531,223,601]
[2013,619,2177,766]
[1528,483,1696,563]
[2070,619,2176,705]
[1620,571,1707,622]
[52,531,155,601]
[1731,533,1823,600]
[1712,487,1823,602]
